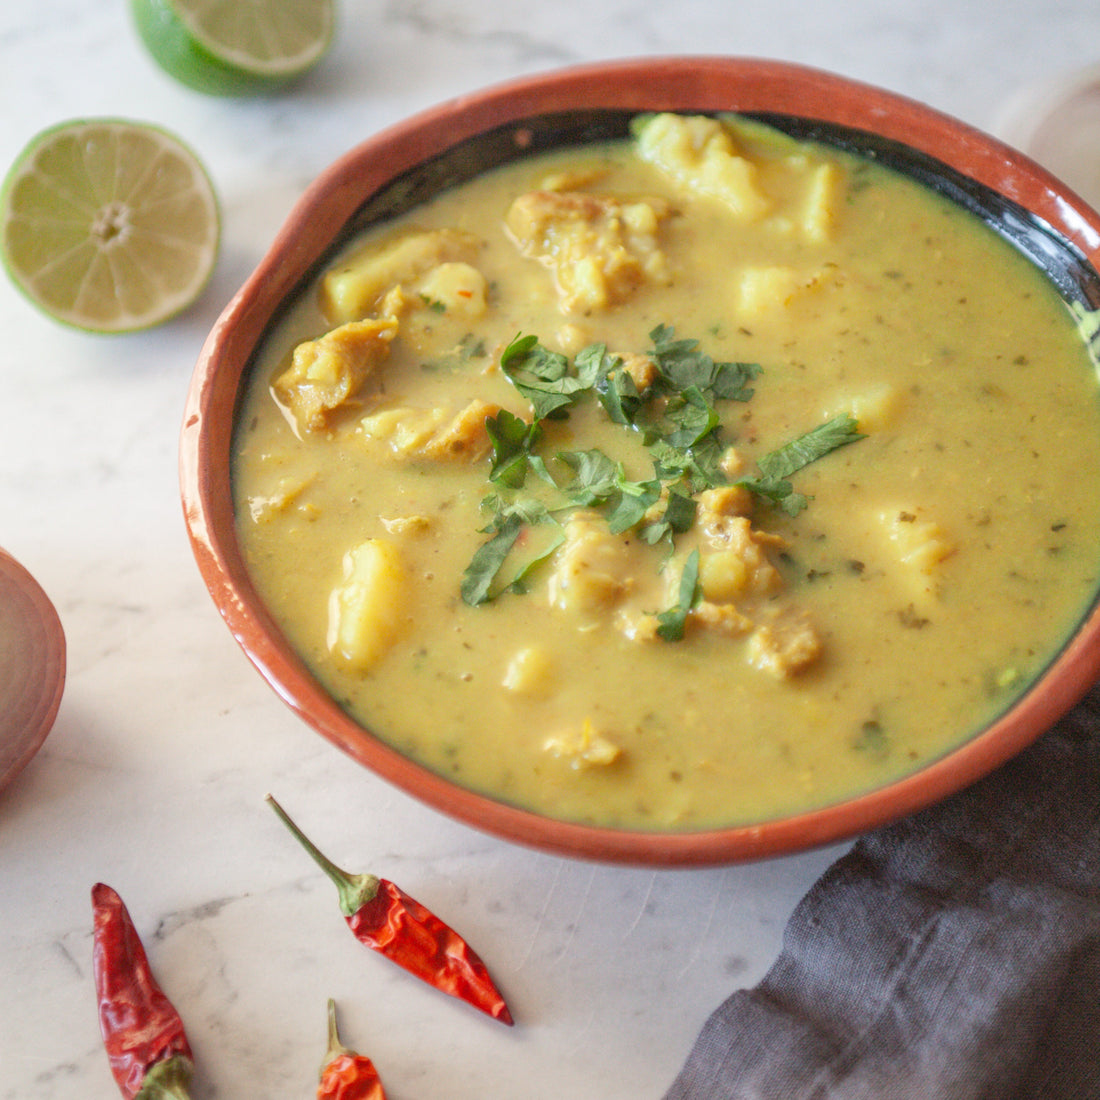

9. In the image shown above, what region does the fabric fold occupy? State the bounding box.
[664,684,1100,1100]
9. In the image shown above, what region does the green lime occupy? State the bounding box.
[131,0,335,96]
[1,119,220,334]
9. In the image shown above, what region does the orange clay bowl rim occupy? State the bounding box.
[180,56,1100,866]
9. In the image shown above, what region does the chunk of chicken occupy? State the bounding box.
[697,484,755,523]
[688,599,754,636]
[275,318,397,434]
[547,511,633,613]
[747,610,823,678]
[543,718,622,768]
[696,508,784,601]
[506,190,672,314]
[359,398,500,462]
[245,473,317,524]
[420,399,499,461]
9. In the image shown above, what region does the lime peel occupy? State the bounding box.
[1,118,220,334]
[131,0,335,96]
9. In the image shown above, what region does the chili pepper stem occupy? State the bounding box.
[265,794,381,917]
[131,1054,194,1100]
[324,998,351,1068]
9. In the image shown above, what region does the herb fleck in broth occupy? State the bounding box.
[233,114,1100,830]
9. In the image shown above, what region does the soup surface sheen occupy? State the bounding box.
[233,114,1100,830]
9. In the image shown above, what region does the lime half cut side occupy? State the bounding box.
[132,0,335,96]
[1,119,220,334]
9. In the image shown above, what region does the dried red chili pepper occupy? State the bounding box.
[91,883,195,1100]
[318,998,387,1100]
[266,794,514,1025]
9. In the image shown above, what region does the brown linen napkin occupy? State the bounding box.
[663,682,1100,1100]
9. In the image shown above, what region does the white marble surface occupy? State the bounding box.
[1,2,1097,1097]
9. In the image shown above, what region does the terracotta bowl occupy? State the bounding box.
[180,56,1100,866]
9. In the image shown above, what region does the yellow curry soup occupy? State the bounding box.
[233,114,1100,830]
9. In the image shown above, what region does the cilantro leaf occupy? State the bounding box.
[461,513,524,606]
[737,415,863,515]
[638,485,697,546]
[649,323,760,402]
[663,385,720,449]
[605,477,662,534]
[735,475,807,516]
[648,433,727,494]
[481,494,552,527]
[461,503,563,605]
[756,414,864,479]
[575,343,647,426]
[486,409,541,488]
[656,549,701,641]
[662,488,698,532]
[557,449,622,504]
[501,333,586,418]
[505,523,566,593]
[573,343,613,388]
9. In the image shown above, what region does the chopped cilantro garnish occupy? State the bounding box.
[500,333,587,418]
[460,513,524,606]
[656,549,701,641]
[557,449,662,534]
[460,505,564,605]
[557,448,623,504]
[486,408,542,488]
[649,323,760,402]
[737,415,864,516]
[461,328,863,621]
[756,415,864,479]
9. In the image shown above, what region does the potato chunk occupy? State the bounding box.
[502,646,555,697]
[326,539,407,672]
[321,228,481,323]
[826,384,903,433]
[506,190,671,314]
[634,113,770,222]
[415,261,488,319]
[275,318,397,435]
[736,265,806,318]
[799,162,843,243]
[636,113,845,245]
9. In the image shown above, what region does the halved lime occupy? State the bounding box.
[1,119,220,333]
[131,0,335,96]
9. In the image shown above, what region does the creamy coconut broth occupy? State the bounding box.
[233,114,1100,830]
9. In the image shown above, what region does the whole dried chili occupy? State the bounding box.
[91,883,195,1100]
[266,794,514,1025]
[318,998,387,1100]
